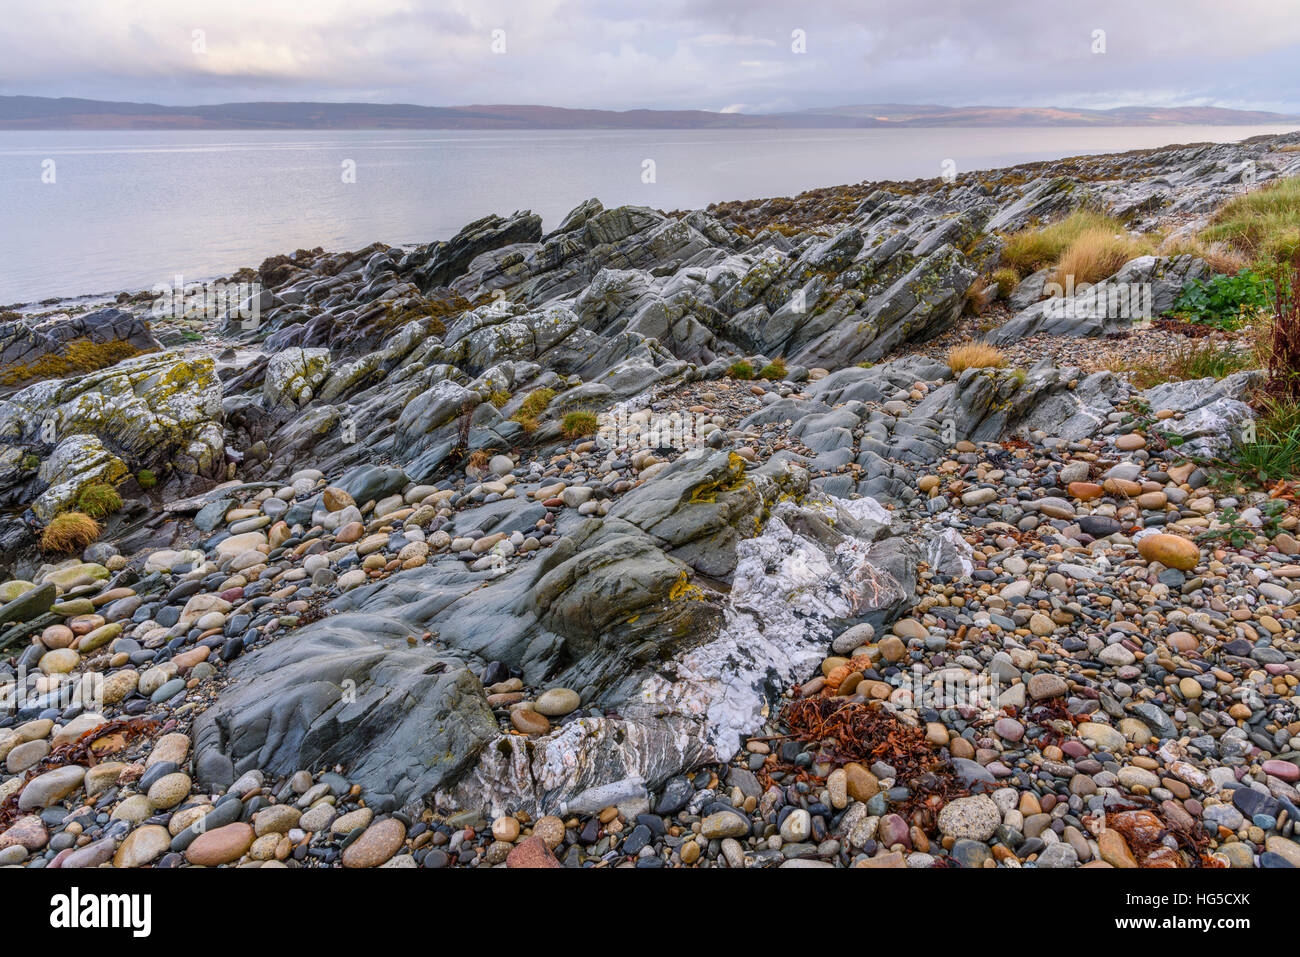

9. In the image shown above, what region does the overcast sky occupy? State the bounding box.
[4,0,1299,113]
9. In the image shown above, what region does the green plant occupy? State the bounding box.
[1171,270,1275,330]
[1259,499,1288,535]
[1227,397,1300,485]
[1197,506,1259,548]
[20,452,39,470]
[561,410,598,439]
[74,483,122,519]
[39,512,101,554]
[758,358,787,380]
[1197,501,1286,548]
[488,389,511,409]
[1112,340,1254,389]
[727,360,754,380]
[136,469,157,489]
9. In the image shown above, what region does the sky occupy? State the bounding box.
[3,0,1299,113]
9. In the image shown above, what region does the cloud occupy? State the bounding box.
[1,0,1297,112]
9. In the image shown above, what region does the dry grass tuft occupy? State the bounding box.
[1158,235,1248,275]
[946,342,1007,373]
[39,512,101,554]
[1001,210,1130,277]
[1052,229,1151,287]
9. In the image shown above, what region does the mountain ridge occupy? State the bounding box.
[3,95,1297,130]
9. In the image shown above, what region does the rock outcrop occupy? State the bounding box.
[0,307,159,390]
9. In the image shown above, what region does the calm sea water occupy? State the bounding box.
[1,125,1296,304]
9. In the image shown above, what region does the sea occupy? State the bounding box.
[1,124,1296,304]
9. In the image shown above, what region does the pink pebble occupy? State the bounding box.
[1263,759,1300,782]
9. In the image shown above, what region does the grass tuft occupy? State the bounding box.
[1114,340,1254,390]
[1001,210,1133,278]
[990,268,1020,298]
[1202,177,1300,267]
[74,483,123,520]
[561,410,598,439]
[517,388,555,419]
[947,342,1007,373]
[39,512,101,555]
[1052,229,1150,287]
[1158,235,1247,275]
[509,388,556,434]
[1231,396,1300,485]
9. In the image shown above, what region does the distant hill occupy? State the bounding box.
[2,95,1297,130]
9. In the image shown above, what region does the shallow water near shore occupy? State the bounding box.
[1,123,1297,304]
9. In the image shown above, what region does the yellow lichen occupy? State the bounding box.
[0,339,145,386]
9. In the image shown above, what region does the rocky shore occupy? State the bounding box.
[2,132,1300,869]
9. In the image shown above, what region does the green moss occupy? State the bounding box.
[136,469,157,489]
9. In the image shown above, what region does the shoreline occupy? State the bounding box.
[5,123,1299,308]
